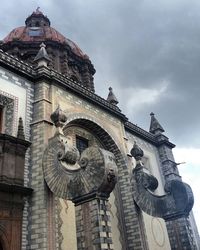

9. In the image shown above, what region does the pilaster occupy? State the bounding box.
[29,79,53,250]
[75,198,113,250]
[166,217,197,250]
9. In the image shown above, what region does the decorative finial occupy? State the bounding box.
[17,117,25,140]
[36,7,41,13]
[107,86,119,105]
[50,105,67,128]
[130,141,144,161]
[40,42,46,48]
[149,112,165,135]
[34,43,51,67]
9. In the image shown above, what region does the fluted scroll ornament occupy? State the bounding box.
[42,106,117,201]
[130,142,194,220]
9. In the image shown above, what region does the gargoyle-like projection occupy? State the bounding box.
[42,106,117,201]
[130,142,194,220]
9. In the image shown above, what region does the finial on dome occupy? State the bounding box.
[17,117,25,140]
[50,105,67,128]
[34,43,51,67]
[25,8,50,27]
[107,86,119,105]
[149,112,165,135]
[36,7,40,13]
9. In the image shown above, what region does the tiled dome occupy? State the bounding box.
[1,8,95,92]
[3,8,88,59]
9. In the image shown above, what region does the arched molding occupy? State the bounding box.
[63,113,124,154]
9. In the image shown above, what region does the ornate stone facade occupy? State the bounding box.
[0,9,199,250]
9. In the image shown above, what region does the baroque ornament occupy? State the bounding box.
[42,107,117,201]
[130,142,194,220]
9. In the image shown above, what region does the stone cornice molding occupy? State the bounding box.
[125,121,175,148]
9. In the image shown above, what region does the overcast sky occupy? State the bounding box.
[0,0,200,233]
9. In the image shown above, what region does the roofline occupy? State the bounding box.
[0,50,127,122]
[0,50,176,148]
[125,121,175,148]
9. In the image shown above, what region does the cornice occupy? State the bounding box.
[35,66,128,121]
[125,121,175,148]
[0,49,35,79]
[0,133,31,148]
[0,182,33,195]
[0,50,175,147]
[0,50,127,121]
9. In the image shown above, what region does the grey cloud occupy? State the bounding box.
[1,0,200,147]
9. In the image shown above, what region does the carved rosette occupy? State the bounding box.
[43,131,117,201]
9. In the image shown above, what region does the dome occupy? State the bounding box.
[3,8,88,59]
[1,8,95,91]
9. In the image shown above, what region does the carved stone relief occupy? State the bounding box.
[130,142,194,220]
[0,93,16,135]
[43,125,117,201]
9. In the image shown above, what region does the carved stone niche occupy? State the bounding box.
[0,133,32,250]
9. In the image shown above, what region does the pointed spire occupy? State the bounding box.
[149,112,165,135]
[50,105,67,128]
[107,87,119,105]
[17,117,25,140]
[34,43,51,67]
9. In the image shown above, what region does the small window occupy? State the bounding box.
[35,21,40,27]
[28,27,43,37]
[76,136,88,154]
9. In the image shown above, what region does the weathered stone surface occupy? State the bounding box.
[132,164,194,220]
[43,128,117,201]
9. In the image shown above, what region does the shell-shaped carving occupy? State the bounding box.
[43,134,117,200]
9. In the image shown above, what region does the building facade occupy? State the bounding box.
[0,9,199,250]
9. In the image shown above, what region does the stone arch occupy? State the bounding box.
[65,117,123,163]
[63,116,144,249]
[65,113,123,152]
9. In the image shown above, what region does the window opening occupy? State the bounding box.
[35,21,40,27]
[76,136,88,154]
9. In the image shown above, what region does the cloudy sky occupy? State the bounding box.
[0,0,200,232]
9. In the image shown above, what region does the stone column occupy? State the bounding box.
[166,217,197,250]
[29,78,53,250]
[75,198,113,250]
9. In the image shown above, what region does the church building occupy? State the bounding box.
[0,9,199,250]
